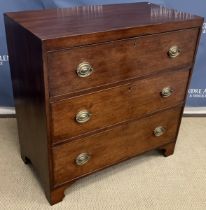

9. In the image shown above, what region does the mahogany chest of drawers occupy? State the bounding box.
[4,2,203,205]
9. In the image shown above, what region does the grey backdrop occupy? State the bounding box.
[0,0,205,107]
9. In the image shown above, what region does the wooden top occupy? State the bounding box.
[5,2,203,50]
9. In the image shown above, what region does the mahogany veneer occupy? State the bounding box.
[48,28,198,97]
[4,2,203,205]
[51,69,189,142]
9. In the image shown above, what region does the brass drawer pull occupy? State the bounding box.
[77,61,93,77]
[161,86,173,98]
[76,110,92,124]
[168,45,181,58]
[154,126,166,137]
[75,153,91,166]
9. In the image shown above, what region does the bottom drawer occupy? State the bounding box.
[53,106,182,186]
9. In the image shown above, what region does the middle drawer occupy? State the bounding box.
[50,69,189,143]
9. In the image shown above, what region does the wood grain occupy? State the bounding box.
[4,15,52,201]
[51,69,189,143]
[53,106,182,186]
[48,28,198,97]
[5,3,203,50]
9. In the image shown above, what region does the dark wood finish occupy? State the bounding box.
[158,142,176,157]
[4,15,52,201]
[53,106,182,186]
[50,185,67,205]
[5,3,203,51]
[51,69,189,143]
[49,182,74,205]
[48,28,198,97]
[4,2,203,205]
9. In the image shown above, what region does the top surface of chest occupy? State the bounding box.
[5,2,202,50]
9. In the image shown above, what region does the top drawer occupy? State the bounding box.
[48,28,198,97]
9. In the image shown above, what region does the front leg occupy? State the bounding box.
[48,182,74,205]
[158,142,176,157]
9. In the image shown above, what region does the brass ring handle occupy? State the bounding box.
[161,87,173,98]
[154,126,166,137]
[75,153,91,166]
[77,61,93,77]
[76,110,92,124]
[168,45,181,58]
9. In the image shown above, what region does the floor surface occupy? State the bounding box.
[0,117,206,209]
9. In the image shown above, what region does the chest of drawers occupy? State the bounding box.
[4,2,203,205]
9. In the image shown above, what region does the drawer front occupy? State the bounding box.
[51,69,189,142]
[53,106,182,186]
[48,28,198,97]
